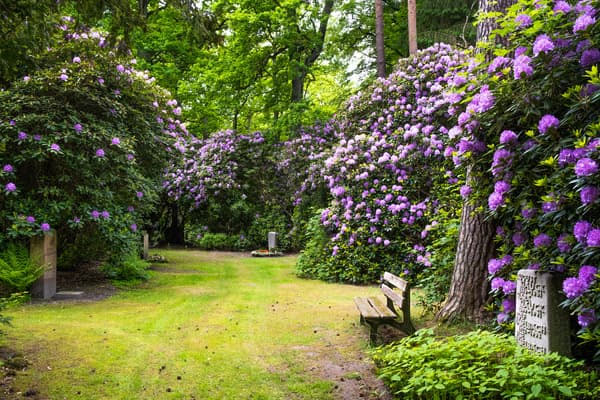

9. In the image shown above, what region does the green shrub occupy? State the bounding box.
[0,293,27,335]
[102,253,150,282]
[0,243,44,292]
[372,329,599,400]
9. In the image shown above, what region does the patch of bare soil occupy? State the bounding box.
[0,346,43,400]
[148,265,203,274]
[38,262,117,303]
[293,325,407,400]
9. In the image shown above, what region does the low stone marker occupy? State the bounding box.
[515,269,571,356]
[30,231,57,299]
[268,232,277,252]
[143,232,149,260]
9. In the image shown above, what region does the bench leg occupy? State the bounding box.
[359,315,365,326]
[369,322,379,346]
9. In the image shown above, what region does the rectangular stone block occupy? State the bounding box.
[143,232,149,260]
[515,269,571,356]
[30,231,57,300]
[268,232,277,252]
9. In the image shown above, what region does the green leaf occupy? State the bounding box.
[531,384,542,396]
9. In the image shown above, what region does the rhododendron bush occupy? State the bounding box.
[0,20,189,269]
[443,0,600,353]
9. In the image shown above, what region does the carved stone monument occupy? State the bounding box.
[30,231,57,299]
[515,269,571,356]
[268,232,277,252]
[142,232,149,260]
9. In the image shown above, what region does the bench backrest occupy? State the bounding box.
[381,272,408,309]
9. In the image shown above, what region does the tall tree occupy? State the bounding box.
[436,0,516,322]
[407,0,417,55]
[375,0,386,77]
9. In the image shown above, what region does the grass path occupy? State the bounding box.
[3,250,397,399]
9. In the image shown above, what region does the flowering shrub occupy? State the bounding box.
[295,43,471,284]
[0,19,189,269]
[440,0,600,351]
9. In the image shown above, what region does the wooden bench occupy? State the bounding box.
[354,272,416,344]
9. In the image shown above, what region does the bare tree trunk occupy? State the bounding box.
[407,0,417,55]
[375,0,386,77]
[436,0,516,322]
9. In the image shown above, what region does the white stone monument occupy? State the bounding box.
[515,269,571,356]
[30,231,57,299]
[268,232,277,252]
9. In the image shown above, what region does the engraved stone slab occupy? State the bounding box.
[268,232,277,252]
[143,232,149,260]
[53,291,84,300]
[515,269,571,356]
[30,231,57,300]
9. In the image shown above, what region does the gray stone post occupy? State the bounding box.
[515,270,571,356]
[268,232,277,252]
[142,232,149,260]
[30,230,57,299]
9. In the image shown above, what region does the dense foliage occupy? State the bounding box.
[0,20,189,270]
[372,329,600,400]
[0,243,44,292]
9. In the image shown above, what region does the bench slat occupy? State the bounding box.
[383,272,408,291]
[367,297,397,318]
[354,297,380,319]
[381,283,404,307]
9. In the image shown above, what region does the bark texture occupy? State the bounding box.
[375,0,386,77]
[407,0,417,55]
[436,0,516,322]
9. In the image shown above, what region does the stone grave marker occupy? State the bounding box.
[515,269,571,356]
[143,232,149,260]
[268,232,277,252]
[30,231,57,299]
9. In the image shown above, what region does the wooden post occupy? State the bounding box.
[30,231,57,299]
[407,0,418,55]
[143,232,149,260]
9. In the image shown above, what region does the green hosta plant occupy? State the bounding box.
[372,329,599,400]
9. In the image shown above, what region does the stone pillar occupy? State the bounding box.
[142,232,149,260]
[268,232,277,252]
[515,270,571,356]
[30,231,57,299]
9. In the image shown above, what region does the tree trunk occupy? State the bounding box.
[375,0,386,77]
[407,0,417,56]
[291,74,305,102]
[436,0,516,322]
[164,202,185,245]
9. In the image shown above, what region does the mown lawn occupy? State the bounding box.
[3,250,405,399]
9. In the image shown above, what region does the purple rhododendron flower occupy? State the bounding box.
[514,55,533,78]
[18,131,27,140]
[59,73,68,81]
[3,164,13,173]
[515,14,532,27]
[534,233,552,248]
[579,265,597,284]
[5,182,16,192]
[578,309,597,328]
[26,216,35,223]
[574,14,596,33]
[502,297,515,313]
[574,220,592,242]
[50,143,60,151]
[502,280,516,294]
[575,158,598,176]
[488,192,504,210]
[554,1,571,13]
[40,223,50,232]
[488,258,504,275]
[533,34,555,56]
[96,148,105,157]
[521,207,536,219]
[580,186,599,204]
[73,123,82,132]
[101,211,110,219]
[91,210,100,219]
[491,277,505,291]
[136,191,144,199]
[580,48,600,67]
[538,114,559,133]
[497,312,510,324]
[563,277,586,298]
[130,224,138,232]
[557,233,572,252]
[513,232,527,246]
[72,56,81,63]
[127,154,135,161]
[111,137,121,145]
[499,130,517,144]
[587,229,600,246]
[116,64,125,73]
[494,181,510,194]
